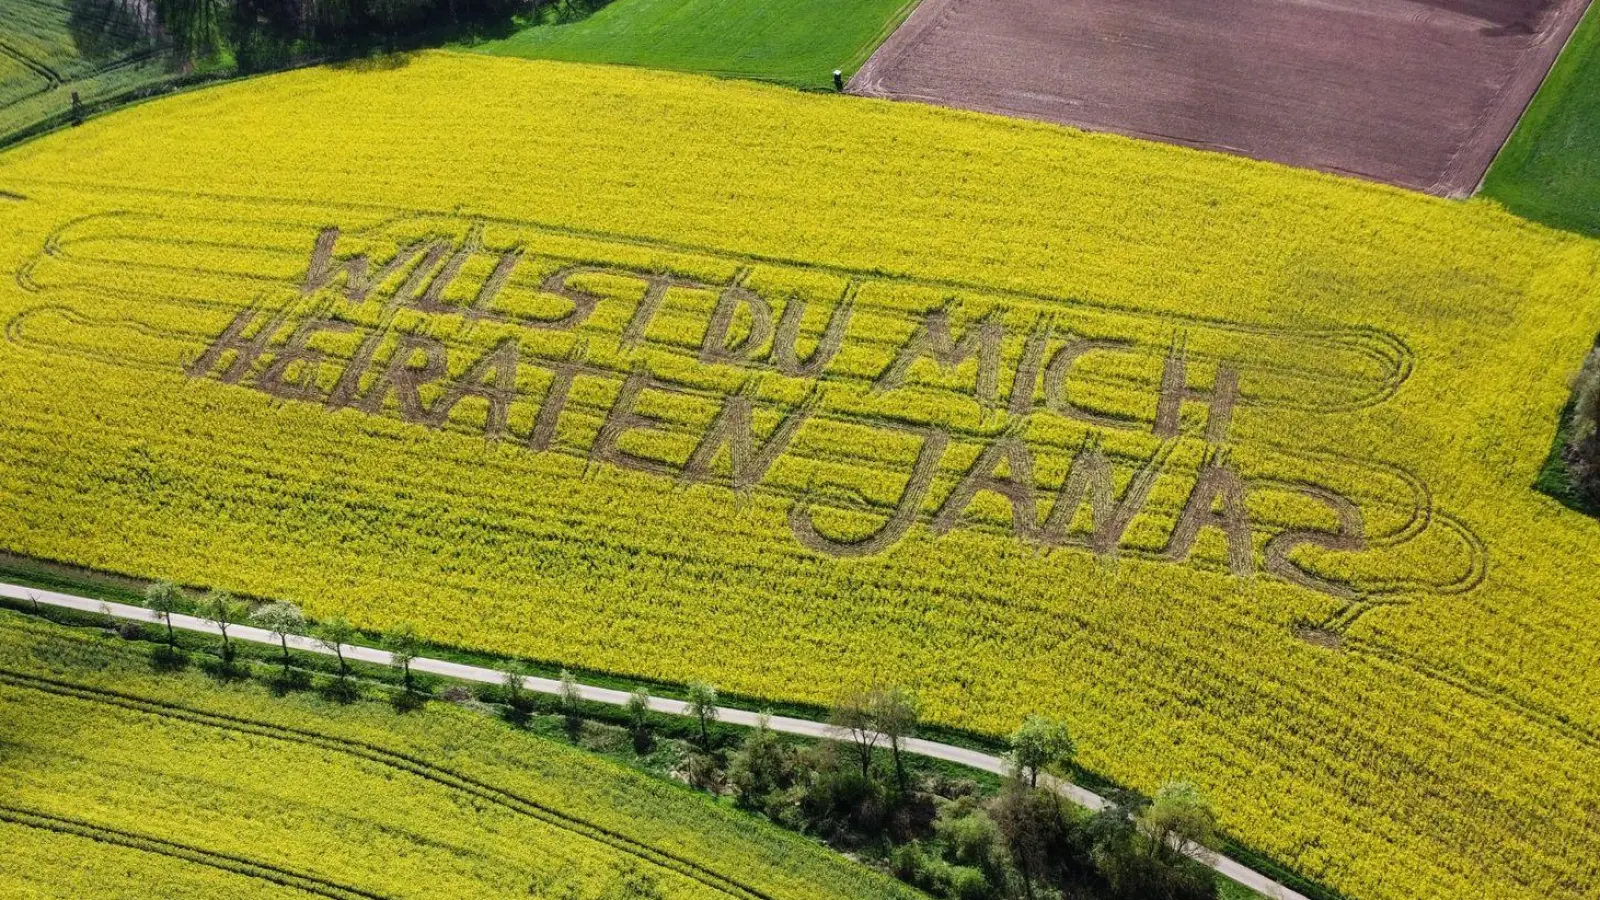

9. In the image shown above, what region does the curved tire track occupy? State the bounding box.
[0,805,396,900]
[0,667,774,900]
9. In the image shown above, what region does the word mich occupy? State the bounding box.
[184,228,1370,597]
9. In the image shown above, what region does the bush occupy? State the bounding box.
[1565,347,1600,505]
[798,765,887,842]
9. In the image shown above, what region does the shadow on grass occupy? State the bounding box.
[67,0,161,62]
[320,677,361,704]
[269,668,314,696]
[391,690,428,713]
[149,645,189,672]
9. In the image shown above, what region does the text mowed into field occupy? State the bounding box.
[853,0,1592,194]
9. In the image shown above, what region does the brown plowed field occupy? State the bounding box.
[851,0,1592,195]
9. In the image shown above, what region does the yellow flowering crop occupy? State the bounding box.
[0,51,1598,900]
[0,612,919,900]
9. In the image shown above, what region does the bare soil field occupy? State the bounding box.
[851,0,1593,195]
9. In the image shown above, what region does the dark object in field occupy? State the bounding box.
[834,69,844,91]
[851,0,1590,196]
[1565,348,1600,506]
[70,92,82,127]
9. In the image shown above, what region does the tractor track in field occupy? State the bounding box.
[0,666,777,900]
[1,582,1321,900]
[0,805,396,900]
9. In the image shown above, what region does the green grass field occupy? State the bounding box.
[1481,3,1600,235]
[0,0,182,146]
[462,0,919,88]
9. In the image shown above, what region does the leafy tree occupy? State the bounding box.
[201,590,246,662]
[144,580,184,649]
[315,616,356,681]
[685,681,718,750]
[625,687,652,751]
[250,601,305,674]
[558,669,583,735]
[1007,715,1075,788]
[1138,781,1217,864]
[830,688,880,778]
[1093,796,1217,900]
[384,622,421,691]
[728,713,793,810]
[502,664,531,716]
[871,686,920,792]
[1564,347,1600,505]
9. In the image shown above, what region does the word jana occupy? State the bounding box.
[186,229,1367,595]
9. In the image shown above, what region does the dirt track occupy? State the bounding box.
[851,0,1593,195]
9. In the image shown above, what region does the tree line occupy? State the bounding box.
[144,0,548,69]
[138,580,1227,900]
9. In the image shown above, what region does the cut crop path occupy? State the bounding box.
[1482,1,1600,235]
[462,0,920,89]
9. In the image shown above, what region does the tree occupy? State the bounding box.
[558,669,582,712]
[154,0,218,61]
[384,623,421,691]
[685,681,718,749]
[559,669,582,735]
[830,689,880,778]
[626,687,652,751]
[250,601,305,674]
[1137,781,1216,864]
[1008,715,1075,788]
[315,616,355,681]
[145,581,184,650]
[502,664,530,716]
[728,712,793,810]
[871,686,920,792]
[201,590,246,663]
[991,785,1073,900]
[1564,347,1600,505]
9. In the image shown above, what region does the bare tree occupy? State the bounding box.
[315,616,355,682]
[830,689,880,778]
[870,686,920,792]
[685,681,718,750]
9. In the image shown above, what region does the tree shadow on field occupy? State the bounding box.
[67,0,161,62]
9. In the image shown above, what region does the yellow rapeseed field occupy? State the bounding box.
[0,611,917,900]
[0,51,1597,900]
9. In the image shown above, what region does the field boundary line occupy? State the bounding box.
[1,580,1313,900]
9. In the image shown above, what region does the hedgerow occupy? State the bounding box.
[0,52,1598,900]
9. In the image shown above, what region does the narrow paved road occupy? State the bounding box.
[1,581,1311,900]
